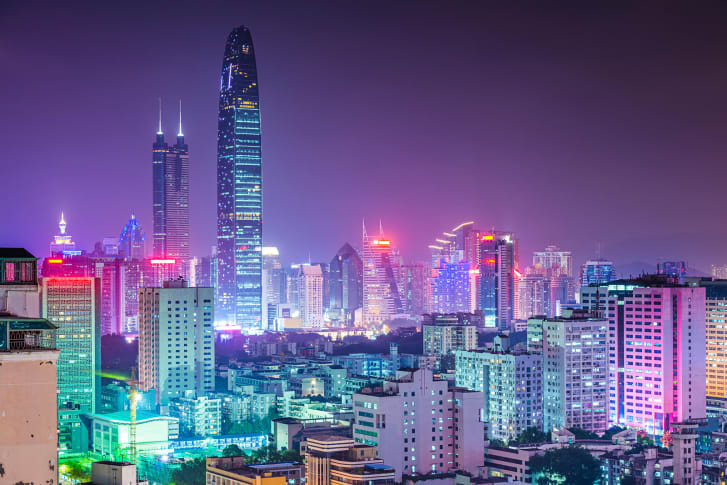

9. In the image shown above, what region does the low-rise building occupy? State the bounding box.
[305,435,395,485]
[206,457,304,485]
[88,411,178,460]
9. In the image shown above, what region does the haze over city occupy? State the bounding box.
[3,1,727,272]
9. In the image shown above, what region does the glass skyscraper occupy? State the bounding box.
[152,103,190,267]
[216,26,263,327]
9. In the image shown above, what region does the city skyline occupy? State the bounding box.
[3,2,727,270]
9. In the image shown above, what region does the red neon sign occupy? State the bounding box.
[47,259,63,264]
[373,240,391,246]
[150,259,176,265]
[482,235,494,241]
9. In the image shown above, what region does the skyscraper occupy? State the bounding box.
[532,245,573,277]
[329,242,362,324]
[216,26,263,327]
[152,100,190,269]
[50,212,77,256]
[479,232,517,329]
[362,223,402,326]
[298,264,324,328]
[119,212,145,260]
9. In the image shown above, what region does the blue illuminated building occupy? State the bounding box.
[216,26,263,327]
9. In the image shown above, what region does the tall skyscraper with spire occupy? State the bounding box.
[50,212,76,256]
[216,26,263,327]
[119,212,146,260]
[152,99,190,271]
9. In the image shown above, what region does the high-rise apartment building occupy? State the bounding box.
[527,309,608,434]
[580,276,706,436]
[152,102,190,271]
[422,313,477,356]
[138,279,214,404]
[0,249,61,485]
[298,264,324,328]
[305,436,394,485]
[362,225,402,325]
[119,212,145,260]
[479,232,517,329]
[41,275,101,455]
[216,26,263,327]
[352,368,484,480]
[517,273,551,320]
[329,243,362,324]
[454,339,543,443]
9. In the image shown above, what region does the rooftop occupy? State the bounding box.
[0,248,36,259]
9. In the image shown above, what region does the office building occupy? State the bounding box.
[138,279,214,404]
[580,276,707,435]
[362,224,402,325]
[50,212,77,256]
[422,313,477,356]
[532,245,572,277]
[454,342,543,442]
[41,275,101,455]
[527,309,608,434]
[298,264,324,328]
[579,259,615,288]
[119,212,145,260]
[152,101,190,272]
[431,260,473,314]
[352,368,484,480]
[216,25,263,327]
[262,247,283,328]
[329,242,362,324]
[479,232,517,329]
[399,262,430,319]
[517,273,551,320]
[305,436,394,485]
[0,249,60,485]
[207,458,304,485]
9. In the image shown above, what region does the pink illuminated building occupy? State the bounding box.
[580,275,706,437]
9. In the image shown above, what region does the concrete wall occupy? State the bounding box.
[0,350,60,484]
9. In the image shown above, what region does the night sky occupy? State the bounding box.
[2,1,727,273]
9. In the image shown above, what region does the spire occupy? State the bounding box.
[59,212,67,235]
[157,97,163,135]
[177,98,183,137]
[379,219,384,238]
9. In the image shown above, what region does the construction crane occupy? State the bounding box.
[127,367,141,466]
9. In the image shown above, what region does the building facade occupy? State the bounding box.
[138,279,214,404]
[527,309,609,434]
[216,25,263,327]
[422,313,477,356]
[41,275,101,455]
[119,212,146,261]
[581,277,707,435]
[152,108,190,269]
[362,226,402,326]
[352,368,484,480]
[329,242,362,324]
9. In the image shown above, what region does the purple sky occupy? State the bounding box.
[2,2,727,273]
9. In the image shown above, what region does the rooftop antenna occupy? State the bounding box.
[157,97,163,135]
[379,219,384,238]
[177,98,183,137]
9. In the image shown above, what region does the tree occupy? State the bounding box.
[170,457,206,485]
[600,426,625,441]
[514,426,550,444]
[620,476,637,485]
[567,427,599,440]
[527,445,602,485]
[223,444,244,457]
